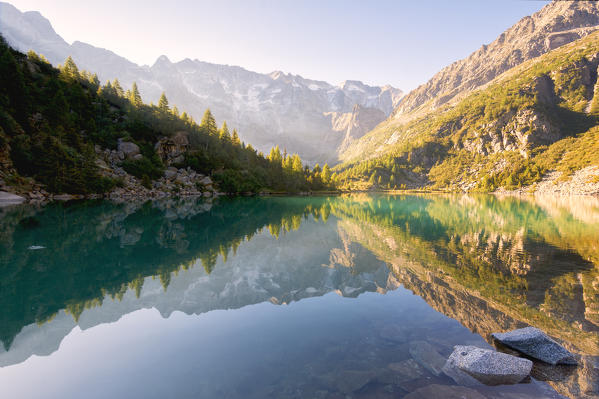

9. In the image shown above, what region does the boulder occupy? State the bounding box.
[164,167,178,180]
[409,341,446,376]
[155,132,190,166]
[117,139,140,159]
[333,370,376,394]
[200,176,213,185]
[492,327,578,365]
[446,345,532,386]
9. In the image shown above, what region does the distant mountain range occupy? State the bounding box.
[0,2,403,164]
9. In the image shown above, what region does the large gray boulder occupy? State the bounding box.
[445,345,532,386]
[492,327,578,365]
[117,139,141,159]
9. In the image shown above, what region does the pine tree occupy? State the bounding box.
[158,92,169,111]
[60,56,80,81]
[200,109,218,135]
[322,163,331,183]
[268,145,282,165]
[172,106,180,117]
[291,154,303,173]
[219,121,231,141]
[113,79,124,97]
[231,129,241,146]
[129,82,143,107]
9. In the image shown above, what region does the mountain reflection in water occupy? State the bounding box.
[0,194,597,399]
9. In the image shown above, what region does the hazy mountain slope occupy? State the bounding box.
[391,0,599,124]
[334,30,599,193]
[0,2,402,164]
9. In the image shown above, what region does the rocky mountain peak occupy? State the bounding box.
[392,0,599,122]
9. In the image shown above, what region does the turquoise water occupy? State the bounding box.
[0,195,597,398]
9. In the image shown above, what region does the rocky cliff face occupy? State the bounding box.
[393,0,599,122]
[326,104,387,155]
[0,2,403,164]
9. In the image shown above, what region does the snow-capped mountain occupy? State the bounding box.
[0,2,403,163]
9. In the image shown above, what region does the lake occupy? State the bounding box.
[0,194,597,399]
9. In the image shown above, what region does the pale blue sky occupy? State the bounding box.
[8,0,549,90]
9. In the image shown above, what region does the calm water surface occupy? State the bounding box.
[0,194,598,399]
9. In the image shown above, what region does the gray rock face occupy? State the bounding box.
[492,327,578,365]
[446,345,532,386]
[117,140,140,159]
[409,341,446,376]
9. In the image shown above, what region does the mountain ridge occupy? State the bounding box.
[0,1,402,164]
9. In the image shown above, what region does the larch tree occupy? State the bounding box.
[200,109,218,135]
[129,82,143,107]
[322,163,331,184]
[219,121,231,141]
[60,56,80,81]
[113,79,125,97]
[158,92,169,112]
[231,129,241,146]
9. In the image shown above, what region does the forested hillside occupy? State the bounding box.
[333,31,599,193]
[0,37,334,196]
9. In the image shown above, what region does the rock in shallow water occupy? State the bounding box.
[492,327,578,365]
[409,341,446,376]
[403,384,487,399]
[446,345,532,386]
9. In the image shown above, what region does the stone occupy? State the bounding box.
[0,191,25,205]
[117,139,141,159]
[443,357,484,387]
[200,176,213,185]
[492,327,578,365]
[164,167,178,180]
[403,384,487,399]
[446,345,532,386]
[409,341,446,376]
[333,370,376,394]
[376,359,424,385]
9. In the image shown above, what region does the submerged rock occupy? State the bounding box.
[446,345,532,386]
[492,327,578,365]
[328,370,376,394]
[409,341,446,376]
[403,384,487,399]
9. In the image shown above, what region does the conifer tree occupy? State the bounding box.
[231,129,241,146]
[113,79,124,97]
[158,92,169,111]
[291,154,303,173]
[219,121,231,141]
[172,106,180,117]
[268,145,282,165]
[322,163,331,184]
[129,82,143,107]
[200,109,218,135]
[60,56,80,81]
